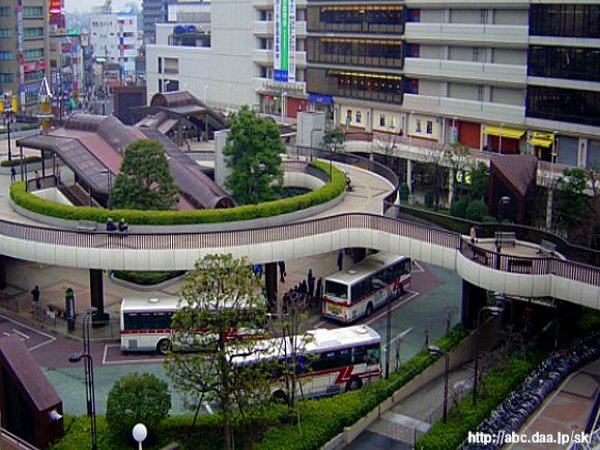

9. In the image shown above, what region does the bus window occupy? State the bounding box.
[366,345,380,365]
[324,281,348,299]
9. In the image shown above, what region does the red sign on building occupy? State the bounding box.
[48,0,61,14]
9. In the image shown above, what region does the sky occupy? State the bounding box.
[64,0,142,13]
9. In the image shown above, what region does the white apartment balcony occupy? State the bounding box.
[252,0,273,8]
[404,58,526,87]
[405,23,528,48]
[406,0,528,7]
[253,20,306,37]
[402,93,525,125]
[253,77,306,96]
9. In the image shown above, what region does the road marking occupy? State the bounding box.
[102,343,164,365]
[365,290,420,325]
[412,260,425,273]
[3,332,10,336]
[0,314,56,351]
[13,329,30,340]
[388,327,413,346]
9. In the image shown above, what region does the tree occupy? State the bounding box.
[465,161,490,201]
[444,142,471,202]
[110,139,178,210]
[223,105,284,204]
[106,372,171,440]
[321,126,345,155]
[164,254,271,450]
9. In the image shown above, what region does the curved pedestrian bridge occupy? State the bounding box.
[1,212,598,308]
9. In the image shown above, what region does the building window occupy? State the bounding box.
[527,86,600,127]
[0,29,11,38]
[346,109,352,125]
[379,115,385,127]
[158,57,162,74]
[0,51,13,60]
[472,47,480,62]
[163,58,179,75]
[0,73,13,83]
[23,6,43,16]
[355,111,362,123]
[23,27,43,38]
[530,4,600,38]
[426,121,433,134]
[477,85,484,101]
[416,119,422,133]
[480,9,488,24]
[0,7,11,16]
[24,49,43,60]
[528,45,600,83]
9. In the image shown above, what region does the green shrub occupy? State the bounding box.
[112,271,185,285]
[105,372,171,441]
[10,161,346,225]
[1,155,42,167]
[450,197,469,218]
[465,200,488,221]
[482,215,496,223]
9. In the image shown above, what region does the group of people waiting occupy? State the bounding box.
[106,217,129,233]
[282,269,323,313]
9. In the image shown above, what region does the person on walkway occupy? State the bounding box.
[278,261,286,283]
[470,226,477,244]
[300,280,307,294]
[337,250,344,271]
[118,218,129,233]
[315,277,322,304]
[10,166,16,182]
[30,285,40,316]
[34,170,41,190]
[307,269,315,298]
[106,217,117,232]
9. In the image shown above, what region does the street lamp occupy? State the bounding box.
[68,307,98,450]
[132,423,147,450]
[281,91,288,126]
[428,345,449,423]
[100,169,112,208]
[373,278,393,379]
[473,305,503,405]
[2,93,13,161]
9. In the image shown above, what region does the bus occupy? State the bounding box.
[233,324,381,402]
[120,297,263,354]
[322,253,411,323]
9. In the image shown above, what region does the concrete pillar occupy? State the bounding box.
[350,248,366,264]
[265,262,278,314]
[448,168,455,206]
[89,269,107,321]
[461,280,488,329]
[406,159,413,193]
[0,257,7,290]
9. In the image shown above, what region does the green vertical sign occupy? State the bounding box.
[280,0,288,72]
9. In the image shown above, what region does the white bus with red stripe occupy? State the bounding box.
[322,253,411,323]
[120,297,261,354]
[233,325,381,402]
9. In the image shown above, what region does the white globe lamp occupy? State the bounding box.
[132,423,148,450]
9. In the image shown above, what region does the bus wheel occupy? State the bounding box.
[270,390,289,405]
[345,377,363,392]
[157,339,172,355]
[365,303,374,317]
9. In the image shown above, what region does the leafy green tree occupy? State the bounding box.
[223,106,284,204]
[321,127,345,155]
[164,254,271,450]
[465,199,488,221]
[466,162,490,201]
[106,372,171,440]
[110,139,179,210]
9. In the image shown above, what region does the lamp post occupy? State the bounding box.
[68,307,98,450]
[373,278,393,379]
[281,91,288,126]
[498,123,504,154]
[428,345,449,422]
[132,423,147,450]
[473,305,503,405]
[100,169,112,207]
[2,93,13,161]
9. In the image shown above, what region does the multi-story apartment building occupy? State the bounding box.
[145,0,600,169]
[0,0,49,114]
[90,13,139,81]
[142,0,175,44]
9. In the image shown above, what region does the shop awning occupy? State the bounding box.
[483,125,525,140]
[528,137,553,148]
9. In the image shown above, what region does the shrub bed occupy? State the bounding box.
[11,161,346,225]
[112,271,185,285]
[1,155,42,167]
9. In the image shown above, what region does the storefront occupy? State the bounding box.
[526,131,554,161]
[482,125,525,154]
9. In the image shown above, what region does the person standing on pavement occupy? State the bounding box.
[278,261,286,283]
[307,269,315,298]
[34,170,41,190]
[30,285,40,317]
[337,250,344,271]
[10,166,16,182]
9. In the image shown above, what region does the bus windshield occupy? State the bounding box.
[324,280,348,299]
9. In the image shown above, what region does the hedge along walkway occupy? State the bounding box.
[9,161,347,226]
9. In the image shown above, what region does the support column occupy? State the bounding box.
[0,257,7,290]
[89,269,107,323]
[350,248,366,264]
[406,159,413,194]
[264,262,278,314]
[461,280,487,329]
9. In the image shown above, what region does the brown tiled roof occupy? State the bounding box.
[491,154,537,197]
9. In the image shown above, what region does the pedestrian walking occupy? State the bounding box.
[470,226,477,244]
[300,280,307,294]
[307,269,315,298]
[30,285,40,317]
[10,166,16,182]
[278,261,287,283]
[34,170,41,190]
[337,250,344,271]
[315,278,322,302]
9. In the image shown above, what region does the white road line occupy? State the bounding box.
[2,332,10,336]
[388,327,413,346]
[365,291,420,325]
[0,314,56,352]
[412,260,426,273]
[102,343,163,365]
[102,344,110,365]
[13,329,30,339]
